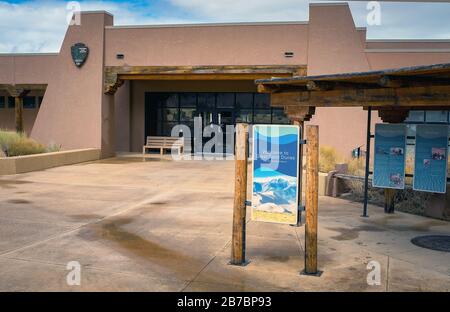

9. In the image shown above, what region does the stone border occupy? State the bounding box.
[0,148,101,175]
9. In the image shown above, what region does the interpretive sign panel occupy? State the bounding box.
[373,124,407,190]
[251,125,300,225]
[413,125,449,194]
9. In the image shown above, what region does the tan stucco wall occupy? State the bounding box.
[105,23,308,66]
[115,81,130,152]
[29,12,114,157]
[0,54,56,84]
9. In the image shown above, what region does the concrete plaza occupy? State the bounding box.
[0,156,449,292]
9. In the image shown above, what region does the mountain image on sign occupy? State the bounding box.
[253,172,297,214]
[71,43,89,68]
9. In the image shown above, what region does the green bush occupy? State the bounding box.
[0,130,49,157]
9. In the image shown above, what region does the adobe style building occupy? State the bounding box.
[1,3,450,158]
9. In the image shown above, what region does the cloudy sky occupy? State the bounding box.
[1,0,450,53]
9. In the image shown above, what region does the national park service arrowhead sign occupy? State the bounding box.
[71,43,89,68]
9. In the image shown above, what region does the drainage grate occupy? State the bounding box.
[411,235,450,252]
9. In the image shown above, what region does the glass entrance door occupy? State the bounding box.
[216,109,235,155]
[197,109,234,154]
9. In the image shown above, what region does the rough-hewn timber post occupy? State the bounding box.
[384,188,396,214]
[231,123,249,265]
[305,125,319,274]
[15,97,24,133]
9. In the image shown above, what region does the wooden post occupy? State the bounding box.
[15,97,24,133]
[305,125,319,275]
[231,123,249,265]
[384,189,396,214]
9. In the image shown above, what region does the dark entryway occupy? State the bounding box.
[144,92,290,154]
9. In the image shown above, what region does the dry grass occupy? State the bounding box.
[0,130,58,157]
[342,179,429,217]
[319,145,342,173]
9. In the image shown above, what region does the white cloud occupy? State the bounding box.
[170,0,450,38]
[0,0,194,53]
[169,0,310,21]
[0,0,449,53]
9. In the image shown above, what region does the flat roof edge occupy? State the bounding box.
[0,53,59,56]
[365,49,450,53]
[106,21,308,30]
[78,10,114,17]
[309,2,348,7]
[367,39,450,43]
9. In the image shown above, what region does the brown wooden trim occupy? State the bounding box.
[104,65,307,95]
[271,85,450,108]
[0,84,46,97]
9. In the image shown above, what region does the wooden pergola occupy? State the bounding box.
[256,62,450,216]
[0,84,47,133]
[257,63,450,121]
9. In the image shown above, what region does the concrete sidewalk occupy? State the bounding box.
[0,156,449,291]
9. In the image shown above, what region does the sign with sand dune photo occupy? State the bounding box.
[251,125,300,225]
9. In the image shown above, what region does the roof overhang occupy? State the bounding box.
[104,65,307,95]
[256,63,450,109]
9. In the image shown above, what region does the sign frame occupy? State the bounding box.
[251,124,300,225]
[373,123,407,190]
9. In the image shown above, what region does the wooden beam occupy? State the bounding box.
[231,123,249,265]
[105,65,306,95]
[119,73,291,81]
[378,109,409,123]
[285,106,315,122]
[379,75,450,88]
[271,85,450,107]
[306,81,333,91]
[305,125,319,275]
[0,84,46,95]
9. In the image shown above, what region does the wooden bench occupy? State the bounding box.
[143,136,185,156]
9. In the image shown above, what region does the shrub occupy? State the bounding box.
[0,130,22,150]
[319,145,341,173]
[0,130,47,157]
[7,138,46,157]
[47,143,62,153]
[347,157,366,177]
